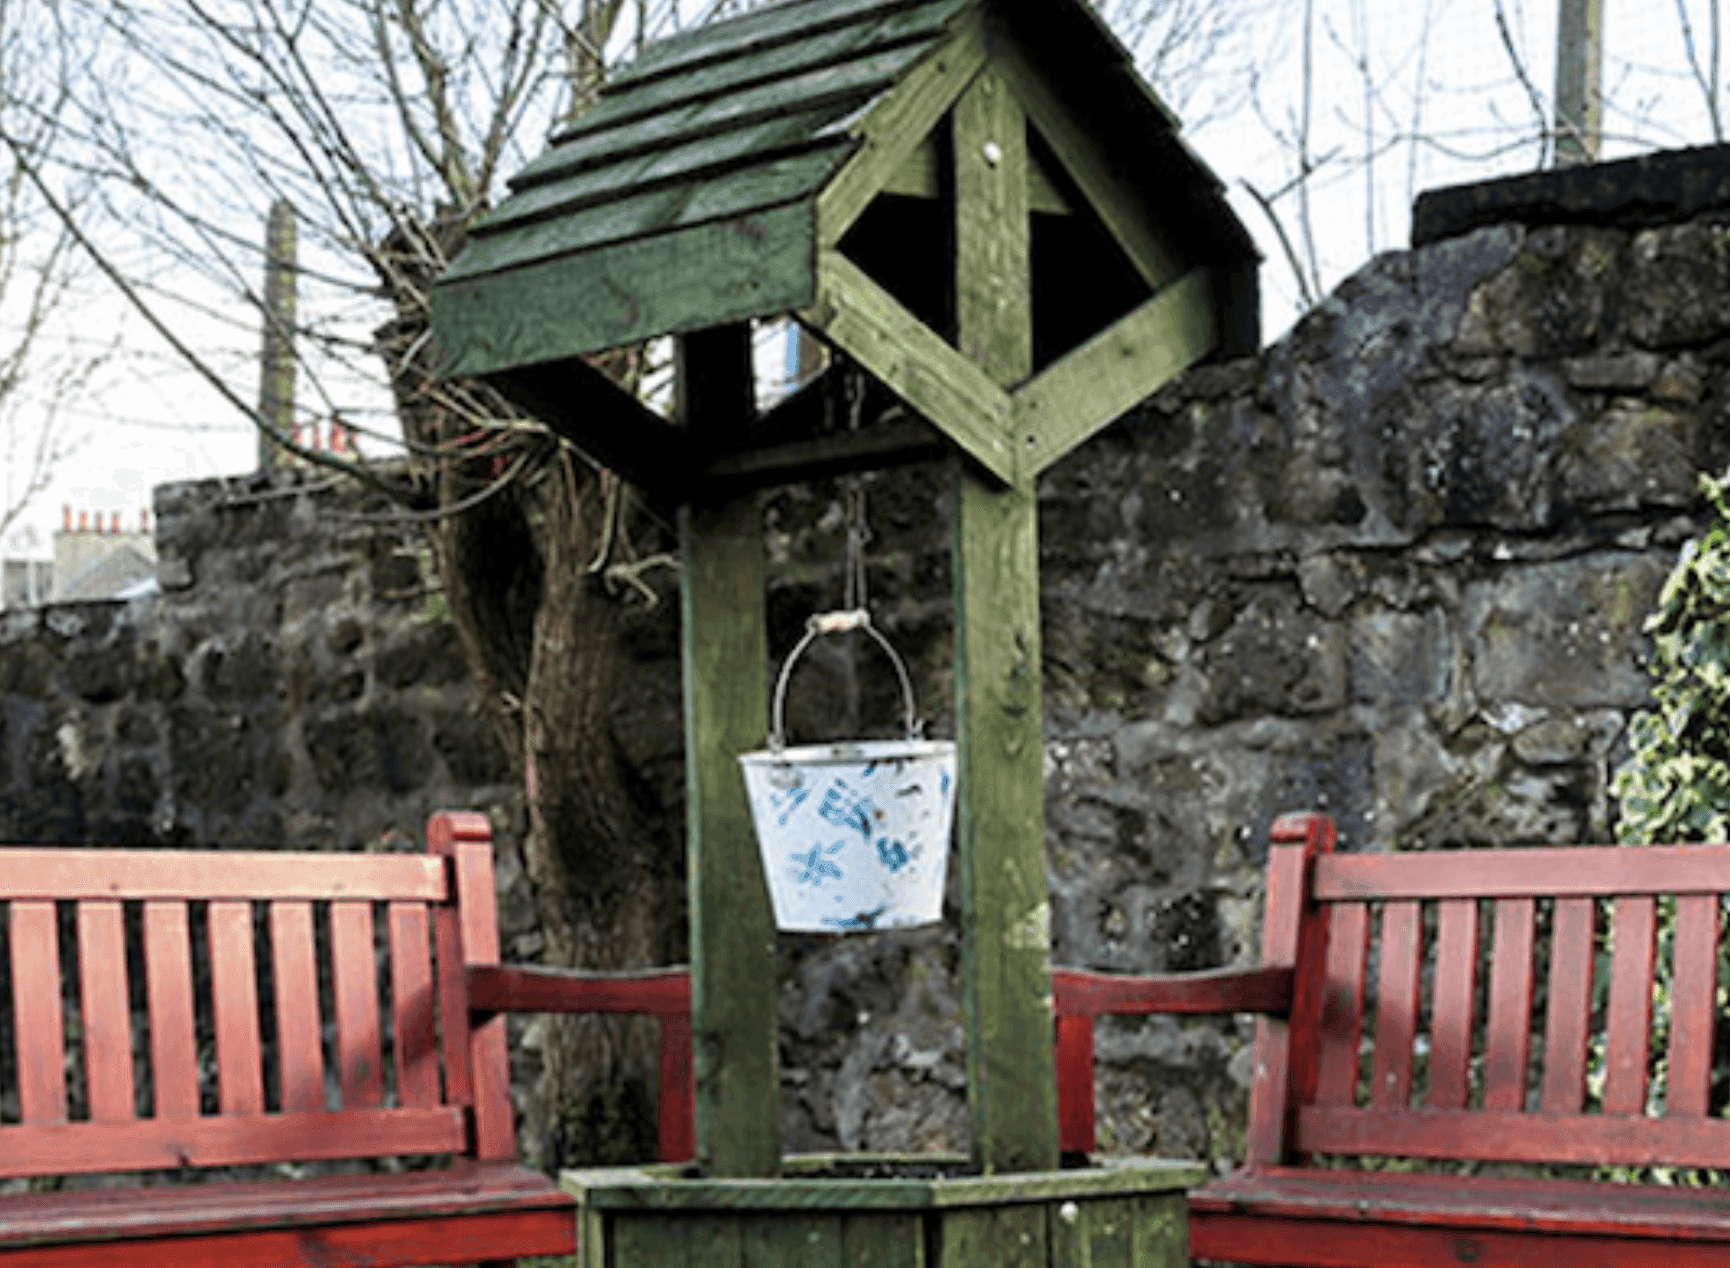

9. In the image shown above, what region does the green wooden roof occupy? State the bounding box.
[435,0,1252,373]
[432,0,1258,489]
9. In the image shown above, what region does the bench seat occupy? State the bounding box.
[1192,1165,1730,1263]
[1054,812,1730,1268]
[0,1164,572,1267]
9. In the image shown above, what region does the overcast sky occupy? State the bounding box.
[6,0,1724,562]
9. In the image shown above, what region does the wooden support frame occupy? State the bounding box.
[814,9,988,248]
[799,250,1016,483]
[950,69,1059,1175]
[677,325,781,1179]
[1013,268,1218,475]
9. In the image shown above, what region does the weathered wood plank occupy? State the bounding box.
[680,326,779,1180]
[843,1212,923,1268]
[746,1212,845,1268]
[268,900,326,1114]
[0,849,443,900]
[1244,832,1317,1164]
[0,1108,466,1178]
[992,34,1185,291]
[1080,1195,1133,1268]
[548,6,966,152]
[492,108,857,233]
[954,69,1031,388]
[389,902,439,1110]
[801,251,1015,483]
[1602,895,1657,1116]
[1426,898,1476,1111]
[939,1204,1047,1268]
[604,0,959,94]
[1054,1013,1096,1155]
[1540,896,1595,1114]
[952,467,1057,1174]
[468,962,692,1017]
[76,901,135,1123]
[438,202,815,376]
[613,1213,697,1268]
[143,900,200,1119]
[13,902,68,1122]
[331,901,384,1112]
[519,42,930,190]
[452,147,845,281]
[428,811,516,1162]
[1668,893,1719,1117]
[1015,270,1217,476]
[1297,1104,1730,1170]
[209,899,265,1115]
[1481,897,1535,1112]
[815,10,988,246]
[1313,901,1369,1107]
[882,133,1071,213]
[1370,901,1420,1112]
[1051,965,1294,1017]
[1129,1193,1189,1268]
[0,1209,575,1268]
[1315,842,1730,900]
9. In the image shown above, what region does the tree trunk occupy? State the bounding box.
[377,258,684,1168]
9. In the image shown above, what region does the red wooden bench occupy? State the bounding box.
[0,810,692,1267]
[1055,810,1730,1267]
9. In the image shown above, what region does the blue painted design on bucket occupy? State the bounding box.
[790,840,844,886]
[876,837,909,872]
[818,784,875,839]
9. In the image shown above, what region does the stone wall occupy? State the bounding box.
[5,153,1730,1178]
[774,208,1730,1164]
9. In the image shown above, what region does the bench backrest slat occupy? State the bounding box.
[145,901,200,1118]
[0,849,445,901]
[1481,896,1535,1112]
[389,902,441,1109]
[1541,896,1594,1114]
[211,899,266,1115]
[1313,902,1368,1109]
[1670,893,1719,1118]
[78,900,135,1122]
[1426,898,1476,1111]
[0,814,505,1179]
[332,900,385,1111]
[1316,844,1730,899]
[269,901,326,1113]
[1603,894,1658,1115]
[1369,900,1420,1112]
[0,1108,466,1178]
[1283,837,1730,1170]
[13,901,66,1123]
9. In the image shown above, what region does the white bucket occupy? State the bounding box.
[739,611,956,933]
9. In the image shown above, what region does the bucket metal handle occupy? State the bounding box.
[769,609,923,751]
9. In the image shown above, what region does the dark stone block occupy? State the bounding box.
[203,633,281,701]
[376,623,469,689]
[430,705,512,785]
[1413,143,1730,247]
[116,706,159,746]
[66,648,135,704]
[117,757,159,814]
[169,705,256,814]
[369,551,422,597]
[306,703,433,794]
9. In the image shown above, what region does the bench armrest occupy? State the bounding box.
[466,964,691,1021]
[466,964,695,1162]
[1051,964,1294,1019]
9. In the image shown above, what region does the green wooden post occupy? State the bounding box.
[951,69,1060,1174]
[678,325,781,1178]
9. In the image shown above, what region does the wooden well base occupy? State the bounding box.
[560,1153,1203,1267]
